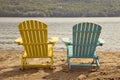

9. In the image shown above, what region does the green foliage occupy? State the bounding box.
[0,0,120,17]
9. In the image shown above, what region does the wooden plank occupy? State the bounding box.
[72,22,101,58]
[18,20,49,58]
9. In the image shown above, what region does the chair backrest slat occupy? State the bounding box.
[73,22,101,57]
[19,20,48,58]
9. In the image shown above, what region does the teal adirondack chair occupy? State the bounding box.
[62,22,104,69]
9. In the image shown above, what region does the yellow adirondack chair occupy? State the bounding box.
[15,20,58,69]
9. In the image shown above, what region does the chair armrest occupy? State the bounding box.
[49,37,59,46]
[62,38,72,47]
[97,38,105,46]
[15,37,23,45]
[49,37,59,42]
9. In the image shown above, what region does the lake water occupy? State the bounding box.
[0,17,120,51]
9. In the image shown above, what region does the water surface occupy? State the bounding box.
[0,17,120,51]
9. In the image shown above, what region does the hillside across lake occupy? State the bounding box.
[0,0,120,17]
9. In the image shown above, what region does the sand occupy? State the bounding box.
[0,18,120,80]
[0,50,120,80]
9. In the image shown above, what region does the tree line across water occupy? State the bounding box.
[0,0,120,17]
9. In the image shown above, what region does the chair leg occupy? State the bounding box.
[67,57,71,69]
[50,57,54,65]
[96,58,100,67]
[21,57,26,70]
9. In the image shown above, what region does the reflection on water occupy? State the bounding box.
[0,17,120,51]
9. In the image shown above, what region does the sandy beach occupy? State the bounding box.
[0,50,120,80]
[0,17,120,80]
